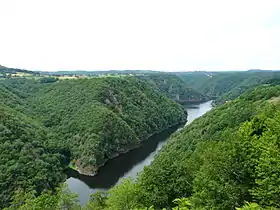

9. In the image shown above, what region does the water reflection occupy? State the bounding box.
[66,125,180,188]
[66,101,212,204]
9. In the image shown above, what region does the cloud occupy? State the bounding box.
[0,0,280,71]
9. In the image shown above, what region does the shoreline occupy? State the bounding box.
[68,119,187,177]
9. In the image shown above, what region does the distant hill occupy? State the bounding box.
[39,70,162,76]
[176,70,280,104]
[136,74,207,103]
[0,64,7,69]
[0,65,39,77]
[3,64,280,104]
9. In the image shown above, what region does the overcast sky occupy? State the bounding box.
[1,0,280,71]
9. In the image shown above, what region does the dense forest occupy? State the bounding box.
[1,67,280,209]
[31,77,187,174]
[4,81,280,210]
[136,74,206,103]
[0,84,68,208]
[0,74,187,208]
[132,84,280,209]
[177,70,280,104]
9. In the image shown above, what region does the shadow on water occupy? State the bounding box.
[66,124,182,189]
[66,101,212,204]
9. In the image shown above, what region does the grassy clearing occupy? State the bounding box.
[69,161,78,171]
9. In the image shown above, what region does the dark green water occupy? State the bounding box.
[66,101,212,204]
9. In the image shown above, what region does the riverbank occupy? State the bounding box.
[66,101,212,205]
[68,119,187,176]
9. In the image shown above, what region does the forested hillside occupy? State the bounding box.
[0,76,187,209]
[2,67,280,209]
[83,84,280,209]
[136,74,206,103]
[0,85,68,208]
[177,70,280,104]
[30,77,187,175]
[6,82,280,210]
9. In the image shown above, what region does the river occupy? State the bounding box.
[66,100,213,205]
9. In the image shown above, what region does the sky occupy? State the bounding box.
[1,0,280,72]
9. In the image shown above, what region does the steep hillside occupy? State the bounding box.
[30,77,187,175]
[3,69,280,209]
[0,87,67,208]
[137,74,206,103]
[177,71,280,104]
[135,85,280,208]
[0,76,188,208]
[82,84,280,209]
[8,83,280,210]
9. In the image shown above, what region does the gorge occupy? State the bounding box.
[66,101,213,204]
[1,66,280,209]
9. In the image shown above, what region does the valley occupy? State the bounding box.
[66,100,213,205]
[1,66,280,209]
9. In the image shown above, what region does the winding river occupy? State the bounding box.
[66,100,213,204]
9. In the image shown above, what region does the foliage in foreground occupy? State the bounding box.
[0,101,67,208]
[7,85,280,210]
[2,70,280,209]
[5,187,276,210]
[0,76,187,208]
[87,85,280,210]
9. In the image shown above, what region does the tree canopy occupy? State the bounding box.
[0,76,187,208]
[1,68,280,209]
[84,84,280,209]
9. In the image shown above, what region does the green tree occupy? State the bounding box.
[105,178,145,210]
[4,185,80,210]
